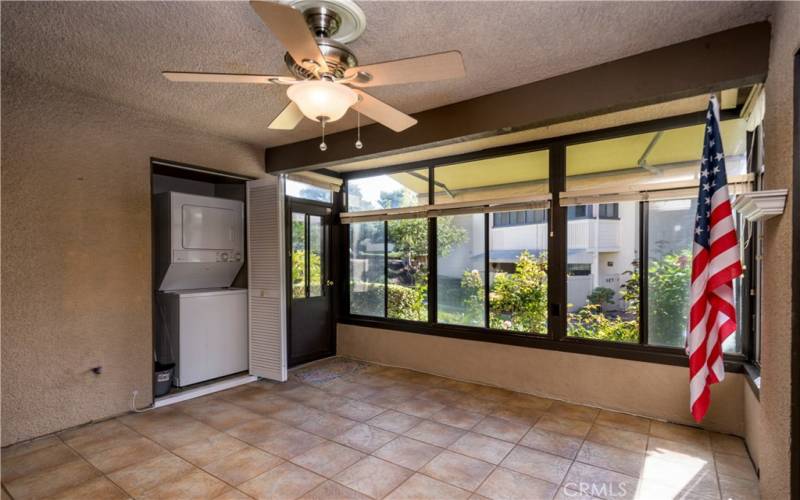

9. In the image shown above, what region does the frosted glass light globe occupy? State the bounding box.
[287,80,358,123]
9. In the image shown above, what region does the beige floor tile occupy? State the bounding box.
[373,436,442,471]
[203,445,283,486]
[47,476,128,500]
[333,400,385,421]
[519,428,583,460]
[430,407,483,430]
[469,386,516,403]
[417,388,464,406]
[490,406,544,427]
[173,432,249,468]
[420,450,494,492]
[392,398,446,418]
[320,379,378,401]
[553,485,603,500]
[304,393,353,413]
[594,410,650,435]
[386,473,471,500]
[710,433,749,457]
[452,396,498,415]
[404,420,466,448]
[107,453,195,497]
[547,402,600,423]
[715,452,758,482]
[719,473,760,500]
[1,440,82,483]
[291,441,365,478]
[1,435,62,461]
[145,419,221,450]
[506,394,553,412]
[138,469,230,500]
[576,441,645,478]
[182,399,262,431]
[649,421,710,449]
[226,418,291,446]
[300,480,371,500]
[473,416,530,443]
[281,386,328,404]
[563,462,638,500]
[646,436,715,464]
[640,453,718,489]
[586,424,649,453]
[477,467,559,500]
[334,456,412,499]
[255,426,327,460]
[239,462,325,500]
[270,403,321,427]
[59,419,140,456]
[449,432,514,465]
[535,415,592,439]
[501,445,572,484]
[117,407,194,435]
[82,435,168,474]
[437,379,484,394]
[367,410,421,434]
[333,423,398,453]
[213,487,254,499]
[5,460,101,500]
[297,412,358,439]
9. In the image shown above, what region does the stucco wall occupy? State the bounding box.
[338,324,746,435]
[744,3,799,498]
[0,70,265,446]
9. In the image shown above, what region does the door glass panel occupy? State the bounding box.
[387,219,428,321]
[350,221,385,316]
[309,215,323,297]
[291,212,306,299]
[437,214,484,327]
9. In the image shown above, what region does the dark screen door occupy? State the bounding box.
[287,199,334,367]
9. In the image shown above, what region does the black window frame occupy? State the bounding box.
[337,107,756,372]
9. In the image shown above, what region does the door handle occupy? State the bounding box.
[326,280,334,287]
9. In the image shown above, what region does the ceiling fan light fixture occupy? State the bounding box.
[286,80,357,123]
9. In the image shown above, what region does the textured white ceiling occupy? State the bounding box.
[1,1,772,148]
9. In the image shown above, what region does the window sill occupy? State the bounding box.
[743,362,761,400]
[339,315,748,373]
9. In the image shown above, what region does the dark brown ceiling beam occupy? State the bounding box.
[265,21,770,174]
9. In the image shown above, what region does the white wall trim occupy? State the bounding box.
[153,374,257,408]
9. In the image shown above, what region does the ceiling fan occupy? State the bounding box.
[163,0,466,149]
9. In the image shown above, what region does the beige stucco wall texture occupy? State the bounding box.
[1,70,265,446]
[337,324,746,435]
[743,3,799,498]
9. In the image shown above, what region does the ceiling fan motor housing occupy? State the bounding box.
[284,37,358,80]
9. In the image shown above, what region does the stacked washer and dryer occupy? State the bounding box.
[155,192,248,389]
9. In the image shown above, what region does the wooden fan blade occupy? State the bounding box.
[269,101,304,130]
[345,51,465,88]
[352,90,417,132]
[249,1,329,75]
[163,71,293,84]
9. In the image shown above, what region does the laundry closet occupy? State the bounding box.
[151,160,252,399]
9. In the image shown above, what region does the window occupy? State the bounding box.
[437,214,484,327]
[291,213,305,299]
[387,219,428,321]
[349,221,385,317]
[489,209,548,334]
[347,170,429,212]
[566,201,640,343]
[286,179,332,203]
[342,110,756,367]
[308,215,323,297]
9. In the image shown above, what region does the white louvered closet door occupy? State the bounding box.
[246,176,287,381]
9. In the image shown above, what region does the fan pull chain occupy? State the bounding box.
[319,117,327,151]
[355,112,363,149]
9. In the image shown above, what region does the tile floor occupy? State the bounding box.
[1,357,760,500]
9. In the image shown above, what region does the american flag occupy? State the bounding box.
[687,95,743,422]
